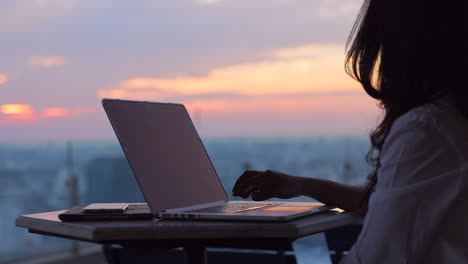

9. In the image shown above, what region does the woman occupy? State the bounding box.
[233,0,468,263]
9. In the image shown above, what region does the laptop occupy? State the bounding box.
[102,99,332,222]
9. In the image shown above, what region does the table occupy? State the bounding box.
[16,209,362,264]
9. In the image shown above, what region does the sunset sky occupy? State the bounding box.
[0,0,380,142]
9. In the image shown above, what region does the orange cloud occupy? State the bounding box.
[1,104,33,115]
[0,104,36,123]
[0,74,8,85]
[95,43,377,136]
[0,104,96,124]
[97,44,360,101]
[28,56,67,68]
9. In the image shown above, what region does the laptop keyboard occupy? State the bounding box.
[186,201,282,214]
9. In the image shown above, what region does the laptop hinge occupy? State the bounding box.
[161,201,227,213]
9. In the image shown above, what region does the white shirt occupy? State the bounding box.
[342,98,468,263]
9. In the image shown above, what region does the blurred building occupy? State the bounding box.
[84,157,144,204]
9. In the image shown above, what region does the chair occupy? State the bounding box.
[324,224,363,264]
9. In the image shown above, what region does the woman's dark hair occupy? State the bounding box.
[346,0,468,184]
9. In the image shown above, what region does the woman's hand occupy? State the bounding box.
[232,169,371,214]
[232,170,304,201]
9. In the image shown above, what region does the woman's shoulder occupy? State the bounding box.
[378,96,468,189]
[390,96,466,139]
[382,96,468,169]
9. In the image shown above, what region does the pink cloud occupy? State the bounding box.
[42,107,71,118]
[0,74,8,85]
[28,56,67,68]
[41,106,97,118]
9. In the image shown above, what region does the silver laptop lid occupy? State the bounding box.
[102,99,228,213]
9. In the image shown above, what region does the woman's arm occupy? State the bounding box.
[232,170,371,215]
[296,176,370,215]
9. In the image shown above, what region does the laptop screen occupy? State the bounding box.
[103,99,228,213]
